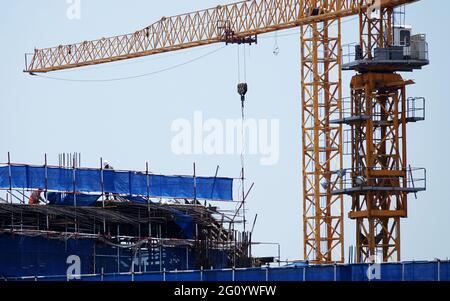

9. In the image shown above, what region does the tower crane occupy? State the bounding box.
[24,0,427,263]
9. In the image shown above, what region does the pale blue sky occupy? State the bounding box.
[1,0,449,261]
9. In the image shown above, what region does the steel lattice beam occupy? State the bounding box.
[301,0,344,263]
[23,0,421,265]
[24,0,416,73]
[346,5,415,262]
[349,72,409,262]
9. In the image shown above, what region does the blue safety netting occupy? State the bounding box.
[0,234,95,278]
[119,196,193,238]
[47,192,100,206]
[234,269,267,281]
[168,208,194,239]
[0,165,233,201]
[123,196,149,205]
[0,233,232,278]
[4,241,450,281]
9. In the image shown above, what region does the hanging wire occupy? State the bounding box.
[236,44,249,83]
[237,44,241,83]
[243,44,247,82]
[47,44,223,75]
[33,45,227,83]
[34,15,357,83]
[235,44,248,232]
[259,15,359,40]
[240,98,246,232]
[273,31,280,56]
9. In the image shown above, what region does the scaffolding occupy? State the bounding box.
[0,154,269,276]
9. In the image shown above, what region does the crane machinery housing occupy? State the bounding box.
[24,0,429,264]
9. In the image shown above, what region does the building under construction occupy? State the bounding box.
[0,157,259,278]
[1,0,441,281]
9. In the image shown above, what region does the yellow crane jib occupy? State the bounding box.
[23,0,423,265]
[24,0,416,74]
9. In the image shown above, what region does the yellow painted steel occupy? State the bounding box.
[301,0,344,263]
[25,0,416,73]
[24,0,420,264]
[349,72,408,262]
[348,6,410,262]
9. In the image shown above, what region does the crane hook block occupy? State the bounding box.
[237,83,248,103]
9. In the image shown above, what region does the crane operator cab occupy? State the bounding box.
[344,25,429,72]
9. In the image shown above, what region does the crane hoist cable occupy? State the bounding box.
[236,44,249,232]
[237,82,248,233]
[237,44,248,232]
[243,45,247,82]
[273,31,280,56]
[237,44,248,83]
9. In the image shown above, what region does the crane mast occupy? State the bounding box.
[25,0,423,264]
[301,1,344,263]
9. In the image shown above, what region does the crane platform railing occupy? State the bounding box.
[331,95,425,125]
[329,166,426,195]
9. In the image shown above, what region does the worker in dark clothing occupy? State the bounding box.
[103,161,114,200]
[103,161,114,170]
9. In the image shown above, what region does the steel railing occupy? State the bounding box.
[329,167,426,193]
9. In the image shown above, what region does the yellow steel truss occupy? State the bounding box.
[301,1,344,263]
[349,72,409,263]
[347,6,416,262]
[25,0,417,73]
[23,0,421,264]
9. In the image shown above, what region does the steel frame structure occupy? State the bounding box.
[25,0,393,74]
[359,4,393,59]
[349,72,409,262]
[24,0,420,264]
[301,0,344,263]
[341,5,424,262]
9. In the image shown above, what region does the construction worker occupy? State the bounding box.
[103,161,114,170]
[103,161,114,200]
[28,189,43,205]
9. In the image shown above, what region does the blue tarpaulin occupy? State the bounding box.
[122,196,193,238]
[0,165,233,201]
[0,233,230,277]
[2,232,450,281]
[168,208,194,239]
[47,192,100,206]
